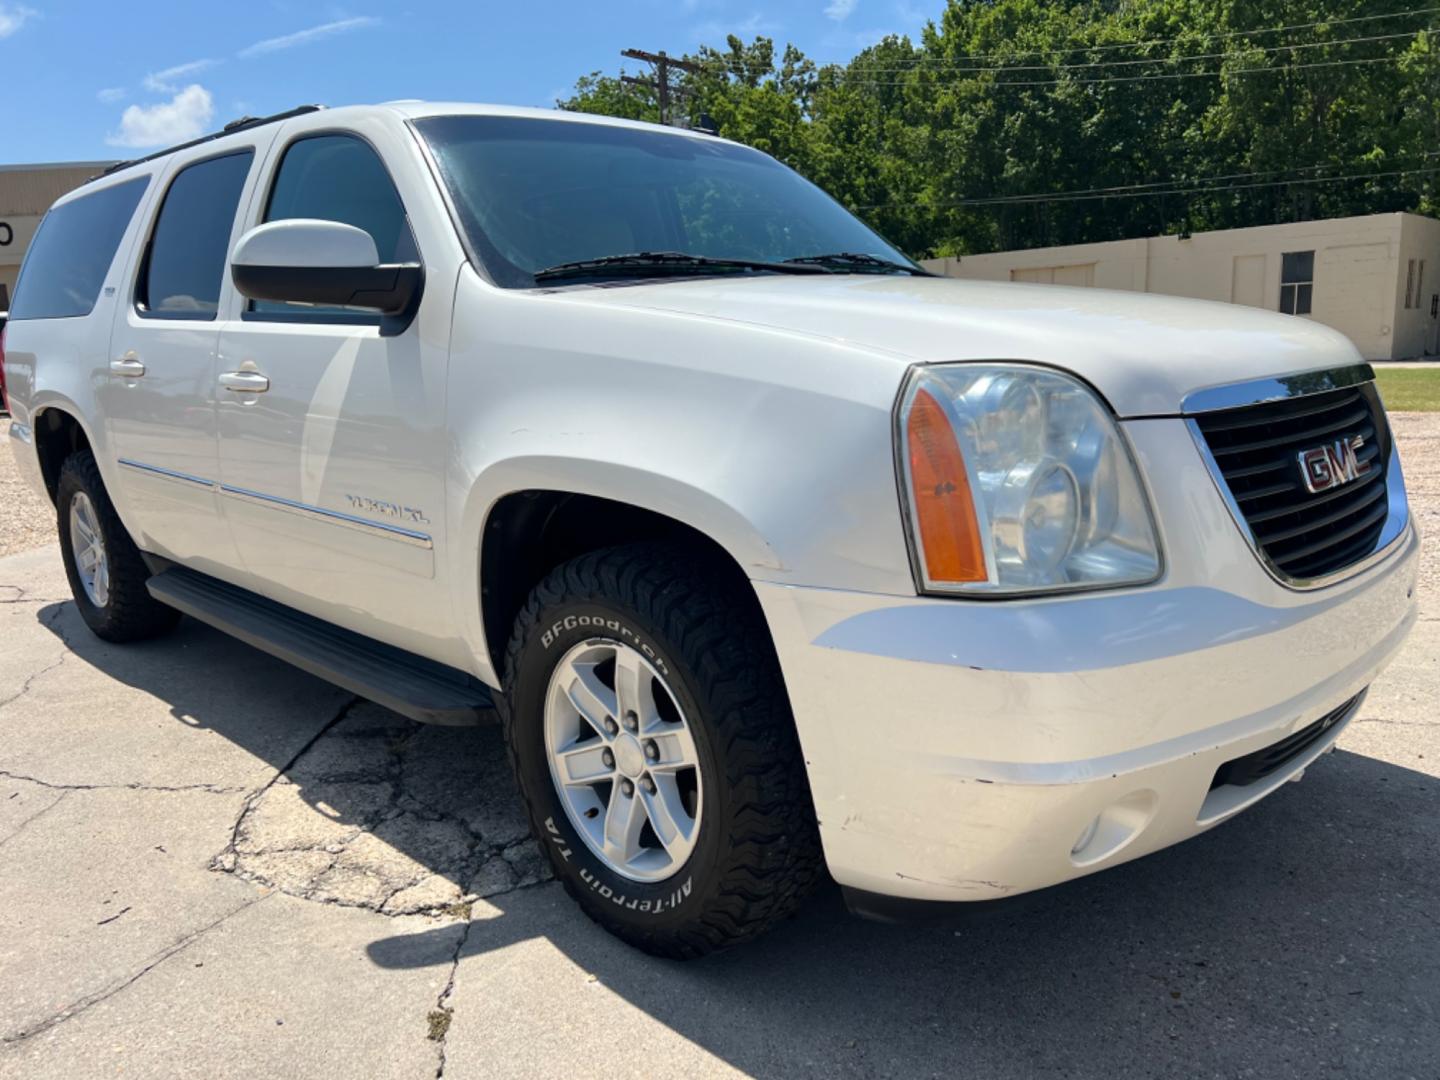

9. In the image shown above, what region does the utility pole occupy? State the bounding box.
[620,49,701,126]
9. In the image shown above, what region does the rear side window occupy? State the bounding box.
[9,176,149,320]
[138,150,254,319]
[251,133,417,318]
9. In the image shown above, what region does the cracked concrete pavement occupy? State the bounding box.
[0,415,1437,1078]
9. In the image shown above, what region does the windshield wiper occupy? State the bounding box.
[782,252,933,276]
[533,251,831,284]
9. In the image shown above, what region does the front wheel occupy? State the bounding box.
[500,543,822,958]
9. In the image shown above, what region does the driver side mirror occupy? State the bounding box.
[230,219,423,333]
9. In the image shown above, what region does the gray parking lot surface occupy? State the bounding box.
[0,416,1436,1079]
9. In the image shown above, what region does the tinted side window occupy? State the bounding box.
[10,177,149,320]
[139,151,254,319]
[252,134,416,318]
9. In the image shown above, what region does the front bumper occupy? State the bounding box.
[754,417,1420,903]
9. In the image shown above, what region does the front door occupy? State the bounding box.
[213,130,451,656]
[103,146,266,573]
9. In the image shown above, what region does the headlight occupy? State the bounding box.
[897,363,1161,595]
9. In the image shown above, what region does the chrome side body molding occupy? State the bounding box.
[116,458,434,549]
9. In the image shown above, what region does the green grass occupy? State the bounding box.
[1374,368,1440,412]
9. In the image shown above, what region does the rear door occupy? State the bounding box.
[212,122,456,660]
[103,138,274,572]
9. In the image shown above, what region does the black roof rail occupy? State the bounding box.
[93,104,326,181]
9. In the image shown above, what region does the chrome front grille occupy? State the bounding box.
[1186,366,1408,587]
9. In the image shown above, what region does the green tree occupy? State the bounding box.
[557,1,1440,259]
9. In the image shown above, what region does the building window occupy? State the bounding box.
[1279,250,1313,316]
[1405,259,1417,308]
[1417,260,1426,309]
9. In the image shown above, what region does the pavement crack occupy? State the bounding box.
[0,605,71,712]
[0,789,70,849]
[0,892,271,1046]
[429,914,474,1078]
[0,585,67,605]
[211,697,362,876]
[0,770,246,795]
[208,699,550,919]
[96,905,132,926]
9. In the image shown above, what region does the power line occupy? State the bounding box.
[824,27,1429,75]
[856,165,1440,211]
[701,34,1432,87]
[821,5,1440,64]
[694,7,1438,82]
[857,153,1440,207]
[830,51,1423,88]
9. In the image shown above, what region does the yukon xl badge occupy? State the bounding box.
[345,494,431,524]
[1298,434,1370,495]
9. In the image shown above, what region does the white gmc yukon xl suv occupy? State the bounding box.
[1,103,1420,956]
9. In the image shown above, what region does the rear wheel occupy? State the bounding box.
[56,451,180,643]
[500,543,822,958]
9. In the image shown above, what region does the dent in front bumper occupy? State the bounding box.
[754,522,1419,904]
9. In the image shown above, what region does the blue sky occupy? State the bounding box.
[0,1,932,163]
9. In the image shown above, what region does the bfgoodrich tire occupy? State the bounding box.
[500,543,822,958]
[55,451,180,643]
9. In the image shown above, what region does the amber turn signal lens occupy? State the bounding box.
[906,388,987,583]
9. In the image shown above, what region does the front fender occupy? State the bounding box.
[443,268,922,684]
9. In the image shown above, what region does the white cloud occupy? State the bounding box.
[692,12,781,43]
[143,58,218,93]
[824,0,858,21]
[97,86,127,104]
[238,16,380,58]
[0,3,36,38]
[107,84,214,148]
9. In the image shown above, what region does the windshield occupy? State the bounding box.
[413,115,915,287]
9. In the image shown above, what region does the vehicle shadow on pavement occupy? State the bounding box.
[35,602,546,914]
[38,601,1440,1075]
[361,747,1439,1074]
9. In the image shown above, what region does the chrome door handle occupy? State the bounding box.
[109,357,146,377]
[219,371,270,393]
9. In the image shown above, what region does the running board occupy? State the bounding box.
[146,567,494,726]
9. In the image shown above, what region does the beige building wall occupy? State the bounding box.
[0,162,114,310]
[1391,214,1440,359]
[923,213,1440,361]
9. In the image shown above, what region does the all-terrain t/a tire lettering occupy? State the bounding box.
[499,543,823,958]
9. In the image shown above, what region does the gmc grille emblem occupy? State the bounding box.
[1298,434,1370,494]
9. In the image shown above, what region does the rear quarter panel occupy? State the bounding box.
[4,168,161,522]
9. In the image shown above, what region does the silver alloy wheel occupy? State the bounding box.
[69,492,110,608]
[544,638,703,882]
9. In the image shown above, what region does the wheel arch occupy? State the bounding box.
[477,480,780,686]
[30,402,98,505]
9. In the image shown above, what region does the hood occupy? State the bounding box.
[569,274,1364,418]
